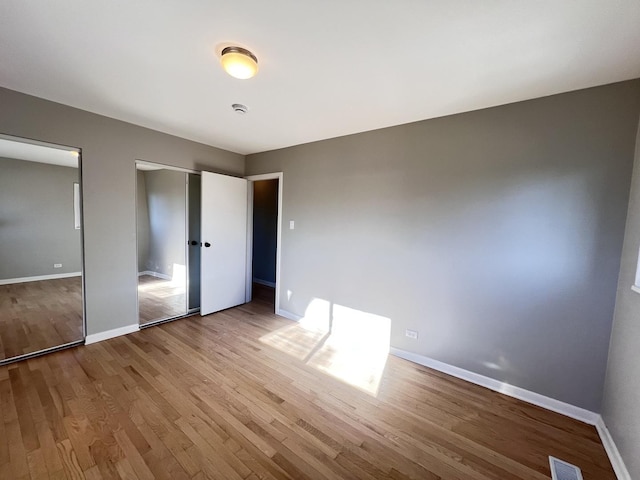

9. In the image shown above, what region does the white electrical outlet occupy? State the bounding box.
[54,263,62,268]
[289,220,295,230]
[405,329,418,339]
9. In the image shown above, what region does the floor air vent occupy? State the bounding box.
[549,456,583,480]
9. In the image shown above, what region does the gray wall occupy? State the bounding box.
[246,80,640,411]
[602,122,640,478]
[0,86,244,335]
[252,179,279,284]
[143,169,187,278]
[136,170,150,272]
[0,157,81,279]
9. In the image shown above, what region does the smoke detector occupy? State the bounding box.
[232,103,249,114]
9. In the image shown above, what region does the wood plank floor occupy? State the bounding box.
[0,277,83,361]
[138,275,187,325]
[251,283,275,305]
[0,294,615,479]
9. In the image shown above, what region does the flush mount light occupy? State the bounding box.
[220,46,258,79]
[232,103,249,114]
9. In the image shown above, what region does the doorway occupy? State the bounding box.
[246,173,283,313]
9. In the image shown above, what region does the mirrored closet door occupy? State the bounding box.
[0,134,85,363]
[136,163,247,326]
[136,164,201,325]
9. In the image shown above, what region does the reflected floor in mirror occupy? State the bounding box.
[0,277,83,360]
[138,274,187,325]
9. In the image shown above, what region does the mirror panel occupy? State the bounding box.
[136,164,188,324]
[0,134,84,362]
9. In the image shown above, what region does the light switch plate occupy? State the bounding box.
[289,220,295,230]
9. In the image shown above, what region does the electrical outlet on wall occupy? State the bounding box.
[405,329,418,339]
[54,263,62,268]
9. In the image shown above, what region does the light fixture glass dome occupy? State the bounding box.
[221,46,258,79]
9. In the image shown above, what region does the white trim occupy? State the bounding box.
[274,174,283,315]
[246,183,254,302]
[138,270,172,281]
[246,173,282,182]
[245,172,283,315]
[253,278,276,288]
[85,324,140,345]
[0,133,80,153]
[0,271,82,286]
[389,347,599,425]
[73,182,81,229]
[276,309,303,322]
[595,416,632,480]
[630,284,640,295]
[135,159,200,174]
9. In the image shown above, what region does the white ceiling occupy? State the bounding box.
[1,1,639,155]
[0,137,79,168]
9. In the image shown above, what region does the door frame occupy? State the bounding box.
[245,172,283,314]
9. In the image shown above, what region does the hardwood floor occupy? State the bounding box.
[252,282,275,304]
[0,277,83,361]
[0,295,615,479]
[138,275,187,325]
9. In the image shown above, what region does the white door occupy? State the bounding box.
[200,171,248,315]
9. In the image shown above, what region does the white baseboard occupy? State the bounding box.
[138,270,171,281]
[253,278,276,288]
[389,347,599,425]
[595,416,632,480]
[85,324,140,345]
[0,271,82,286]
[276,309,303,321]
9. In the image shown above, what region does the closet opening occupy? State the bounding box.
[246,173,283,313]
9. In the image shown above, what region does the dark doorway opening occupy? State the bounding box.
[251,179,278,307]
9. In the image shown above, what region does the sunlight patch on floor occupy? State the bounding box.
[137,281,186,298]
[260,298,390,396]
[138,264,186,298]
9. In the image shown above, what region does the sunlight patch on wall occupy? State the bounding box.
[260,298,390,396]
[171,263,186,286]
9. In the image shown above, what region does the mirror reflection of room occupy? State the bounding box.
[0,135,84,362]
[136,165,188,324]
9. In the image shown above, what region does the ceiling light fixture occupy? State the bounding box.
[232,103,249,114]
[220,46,258,79]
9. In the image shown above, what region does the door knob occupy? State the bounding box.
[204,242,211,248]
[190,240,198,246]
